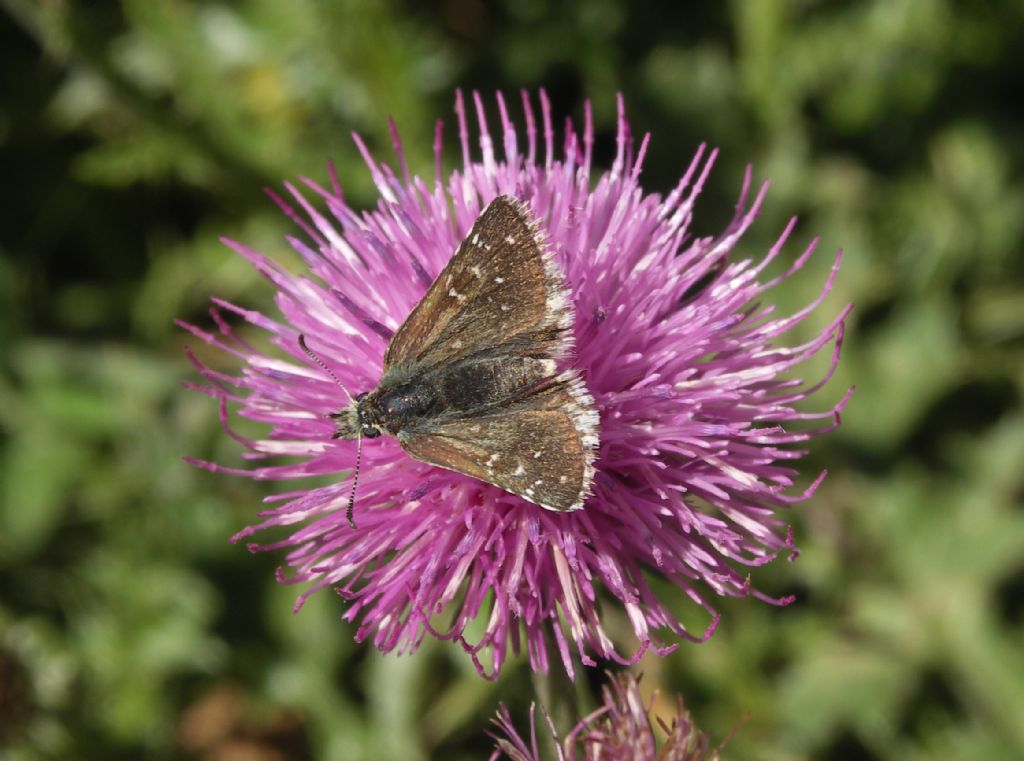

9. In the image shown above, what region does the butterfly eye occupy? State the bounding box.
[361,425,381,439]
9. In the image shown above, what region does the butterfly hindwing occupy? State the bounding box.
[397,373,599,511]
[383,196,572,375]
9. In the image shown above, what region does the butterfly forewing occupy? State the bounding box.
[383,196,572,374]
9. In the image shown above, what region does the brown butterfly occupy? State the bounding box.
[301,195,599,527]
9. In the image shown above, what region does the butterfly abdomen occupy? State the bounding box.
[371,355,557,436]
[435,356,556,412]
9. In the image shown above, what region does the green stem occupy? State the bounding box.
[529,629,595,759]
[531,665,579,734]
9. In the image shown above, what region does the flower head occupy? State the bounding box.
[183,90,850,678]
[490,672,721,761]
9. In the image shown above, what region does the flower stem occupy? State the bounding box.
[530,632,589,758]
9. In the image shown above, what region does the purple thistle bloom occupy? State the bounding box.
[182,90,850,679]
[490,672,721,761]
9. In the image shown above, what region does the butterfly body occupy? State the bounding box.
[324,196,599,514]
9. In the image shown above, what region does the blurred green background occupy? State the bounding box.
[2,1,1023,759]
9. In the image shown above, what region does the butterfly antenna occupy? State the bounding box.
[346,433,362,529]
[299,334,361,528]
[298,334,355,404]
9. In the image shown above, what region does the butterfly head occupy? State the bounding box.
[330,393,382,440]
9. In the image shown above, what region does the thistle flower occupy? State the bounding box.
[182,90,850,679]
[490,672,720,761]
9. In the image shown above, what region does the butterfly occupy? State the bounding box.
[300,195,600,527]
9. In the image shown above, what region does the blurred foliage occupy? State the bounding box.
[1,1,1023,759]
